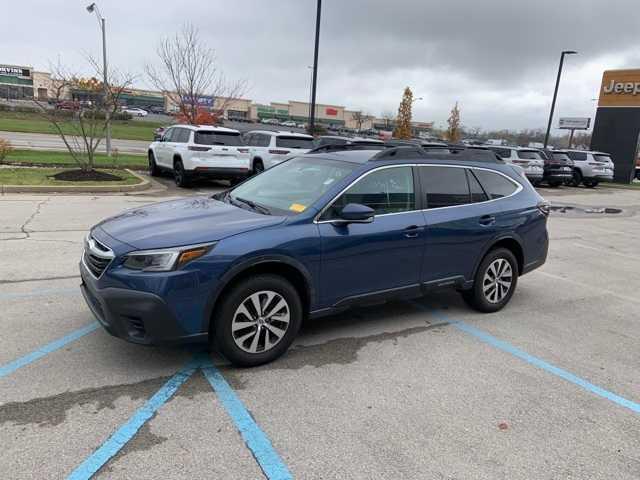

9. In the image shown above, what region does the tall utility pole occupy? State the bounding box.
[309,0,322,134]
[544,50,577,148]
[87,3,112,156]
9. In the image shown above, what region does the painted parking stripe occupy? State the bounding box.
[0,287,78,300]
[201,355,293,480]
[67,357,200,480]
[411,302,640,415]
[0,322,99,379]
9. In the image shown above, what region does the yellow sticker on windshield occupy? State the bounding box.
[289,203,306,213]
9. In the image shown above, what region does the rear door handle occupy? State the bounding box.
[479,215,496,226]
[403,225,421,238]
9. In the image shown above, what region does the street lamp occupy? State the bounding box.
[543,50,577,148]
[309,0,321,133]
[412,96,424,103]
[86,2,111,156]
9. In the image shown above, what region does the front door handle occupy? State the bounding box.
[403,225,421,238]
[479,215,496,226]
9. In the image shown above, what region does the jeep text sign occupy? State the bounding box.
[599,69,640,107]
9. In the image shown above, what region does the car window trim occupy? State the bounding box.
[314,163,523,224]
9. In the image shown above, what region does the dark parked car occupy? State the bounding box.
[538,149,574,187]
[80,147,549,366]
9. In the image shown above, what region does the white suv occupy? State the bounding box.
[148,125,250,188]
[244,130,315,173]
[563,150,614,187]
[486,146,545,185]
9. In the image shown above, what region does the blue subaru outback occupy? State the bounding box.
[80,146,549,366]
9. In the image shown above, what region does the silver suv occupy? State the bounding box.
[562,150,614,188]
[486,146,545,185]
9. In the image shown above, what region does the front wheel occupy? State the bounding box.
[148,151,160,177]
[462,248,518,313]
[212,275,303,367]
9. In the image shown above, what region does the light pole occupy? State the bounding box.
[309,0,321,134]
[307,66,314,127]
[544,50,577,148]
[86,2,111,156]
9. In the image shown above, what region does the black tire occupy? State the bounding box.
[173,159,191,188]
[636,171,640,181]
[229,177,244,187]
[583,179,598,188]
[548,180,562,188]
[148,151,160,177]
[570,169,583,187]
[212,275,303,367]
[253,159,265,176]
[462,248,518,313]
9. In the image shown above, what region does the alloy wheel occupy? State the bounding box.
[231,290,290,353]
[482,258,513,304]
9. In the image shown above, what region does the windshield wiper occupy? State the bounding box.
[233,196,272,215]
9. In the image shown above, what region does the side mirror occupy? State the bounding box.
[333,203,375,224]
[154,134,163,141]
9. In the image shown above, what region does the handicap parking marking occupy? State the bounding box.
[200,354,293,480]
[0,322,99,379]
[67,357,200,480]
[0,287,78,300]
[410,301,640,415]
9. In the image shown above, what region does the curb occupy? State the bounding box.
[3,161,145,170]
[0,169,151,194]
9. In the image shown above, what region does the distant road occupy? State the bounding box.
[0,131,148,155]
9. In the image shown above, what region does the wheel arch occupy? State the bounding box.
[473,235,524,280]
[204,255,314,336]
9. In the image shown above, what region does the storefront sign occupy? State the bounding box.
[325,107,338,116]
[558,117,590,130]
[0,65,30,77]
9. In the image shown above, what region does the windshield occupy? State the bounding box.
[517,150,542,159]
[276,136,314,149]
[195,131,244,146]
[594,154,612,163]
[228,156,357,215]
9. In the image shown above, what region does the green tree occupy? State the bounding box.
[393,87,413,139]
[445,102,461,143]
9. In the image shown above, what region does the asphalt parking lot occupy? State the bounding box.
[1,183,639,479]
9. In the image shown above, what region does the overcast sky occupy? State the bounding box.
[3,0,640,132]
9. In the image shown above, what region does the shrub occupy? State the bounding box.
[0,138,14,163]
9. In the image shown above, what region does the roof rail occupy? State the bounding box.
[369,146,503,163]
[307,143,387,154]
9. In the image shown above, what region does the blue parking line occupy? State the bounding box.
[0,322,99,379]
[67,357,200,480]
[0,287,78,300]
[200,355,293,480]
[411,301,640,415]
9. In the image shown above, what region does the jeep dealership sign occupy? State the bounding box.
[598,69,640,107]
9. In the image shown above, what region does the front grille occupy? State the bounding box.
[83,234,114,278]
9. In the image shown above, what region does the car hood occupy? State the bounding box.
[95,196,285,250]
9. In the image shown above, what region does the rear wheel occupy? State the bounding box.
[174,159,191,188]
[462,248,518,313]
[570,169,583,187]
[548,180,562,188]
[148,151,160,177]
[253,159,265,175]
[212,275,302,367]
[583,179,599,188]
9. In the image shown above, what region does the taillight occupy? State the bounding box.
[537,201,550,216]
[269,149,290,155]
[188,146,211,152]
[237,148,249,153]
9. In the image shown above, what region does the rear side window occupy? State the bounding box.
[593,154,612,162]
[517,150,542,159]
[420,166,470,209]
[194,131,243,146]
[473,170,518,199]
[489,147,512,159]
[566,151,587,161]
[276,136,314,149]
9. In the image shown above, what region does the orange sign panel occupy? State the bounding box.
[599,69,640,107]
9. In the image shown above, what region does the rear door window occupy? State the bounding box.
[566,151,587,161]
[194,131,243,146]
[473,170,519,199]
[276,136,314,149]
[420,166,470,209]
[552,153,571,161]
[174,128,191,143]
[517,150,542,159]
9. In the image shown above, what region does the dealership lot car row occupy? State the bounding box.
[1,187,640,478]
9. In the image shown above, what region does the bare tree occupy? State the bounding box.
[33,58,134,172]
[381,110,395,129]
[146,23,247,124]
[351,111,365,131]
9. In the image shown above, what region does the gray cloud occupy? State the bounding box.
[2,0,640,131]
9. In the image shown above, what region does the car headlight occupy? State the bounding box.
[123,243,216,272]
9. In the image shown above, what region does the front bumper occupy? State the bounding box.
[79,262,208,345]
